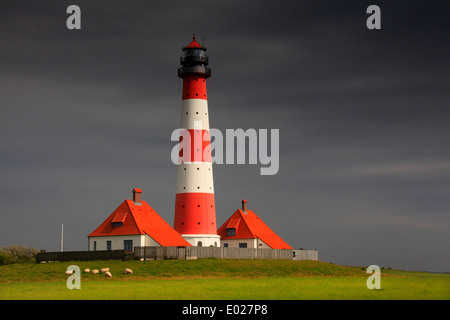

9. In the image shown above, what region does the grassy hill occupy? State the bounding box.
[0,259,366,283]
[0,259,448,299]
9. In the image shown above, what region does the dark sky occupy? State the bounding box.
[1,0,449,272]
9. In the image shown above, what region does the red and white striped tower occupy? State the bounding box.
[173,36,220,247]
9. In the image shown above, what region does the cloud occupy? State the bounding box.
[339,211,448,232]
[355,161,450,176]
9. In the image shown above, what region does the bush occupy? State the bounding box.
[0,251,15,265]
[0,245,39,265]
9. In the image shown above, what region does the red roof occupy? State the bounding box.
[88,199,191,247]
[217,209,293,249]
[184,36,204,49]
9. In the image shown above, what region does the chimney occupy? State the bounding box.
[242,199,247,213]
[133,188,142,204]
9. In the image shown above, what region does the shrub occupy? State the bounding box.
[0,251,15,265]
[0,245,39,265]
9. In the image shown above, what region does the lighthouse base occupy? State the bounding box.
[181,234,221,247]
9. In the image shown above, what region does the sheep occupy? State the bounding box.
[100,268,110,273]
[105,271,112,278]
[124,268,133,275]
[65,269,74,275]
[84,268,90,273]
[91,269,99,274]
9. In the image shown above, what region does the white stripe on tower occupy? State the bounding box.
[180,99,210,129]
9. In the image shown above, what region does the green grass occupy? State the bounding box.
[0,259,448,300]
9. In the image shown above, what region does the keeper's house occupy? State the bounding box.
[88,188,191,251]
[217,200,293,249]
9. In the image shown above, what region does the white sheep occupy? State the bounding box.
[91,269,99,274]
[65,269,74,275]
[100,268,110,273]
[105,271,112,278]
[84,268,90,273]
[124,268,133,275]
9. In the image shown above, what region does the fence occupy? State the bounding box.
[292,249,319,261]
[36,250,134,263]
[36,247,318,263]
[134,246,318,261]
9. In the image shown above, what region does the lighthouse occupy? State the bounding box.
[173,36,220,247]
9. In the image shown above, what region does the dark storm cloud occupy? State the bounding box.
[1,0,449,272]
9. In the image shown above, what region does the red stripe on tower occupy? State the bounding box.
[174,36,220,247]
[182,75,207,100]
[178,129,212,163]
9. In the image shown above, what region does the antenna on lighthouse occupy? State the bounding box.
[60,223,64,252]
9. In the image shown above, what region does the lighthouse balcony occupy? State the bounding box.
[178,65,211,78]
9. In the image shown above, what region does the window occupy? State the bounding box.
[124,240,133,252]
[106,241,111,251]
[93,241,97,251]
[197,241,202,247]
[227,228,236,236]
[112,222,123,227]
[239,243,247,248]
[223,243,228,248]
